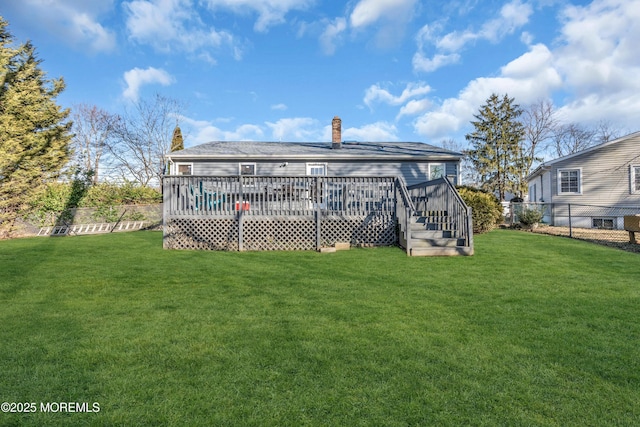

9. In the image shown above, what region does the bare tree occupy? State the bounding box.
[552,123,597,157]
[594,120,623,144]
[439,138,478,186]
[108,94,184,187]
[515,99,558,195]
[521,99,557,158]
[71,104,120,184]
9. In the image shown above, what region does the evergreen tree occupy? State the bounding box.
[170,125,184,152]
[465,93,524,201]
[0,17,72,233]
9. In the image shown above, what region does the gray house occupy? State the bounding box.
[526,131,640,229]
[163,117,473,256]
[166,117,462,186]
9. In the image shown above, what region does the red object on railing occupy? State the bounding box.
[235,201,250,211]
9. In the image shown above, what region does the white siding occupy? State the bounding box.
[550,134,640,206]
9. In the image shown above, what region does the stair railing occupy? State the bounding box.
[395,177,417,255]
[407,177,473,249]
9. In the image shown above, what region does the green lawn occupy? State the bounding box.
[0,230,638,426]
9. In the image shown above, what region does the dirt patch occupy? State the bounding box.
[526,224,640,253]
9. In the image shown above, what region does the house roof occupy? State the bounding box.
[527,130,640,180]
[167,140,462,161]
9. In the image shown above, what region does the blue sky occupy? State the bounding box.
[2,0,639,149]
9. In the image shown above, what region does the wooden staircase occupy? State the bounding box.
[407,211,473,256]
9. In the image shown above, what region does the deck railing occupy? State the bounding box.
[407,177,473,247]
[394,177,416,255]
[163,175,396,217]
[163,175,472,252]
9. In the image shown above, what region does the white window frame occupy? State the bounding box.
[557,168,582,195]
[175,162,193,175]
[429,163,445,180]
[306,163,327,176]
[239,163,256,176]
[631,165,640,194]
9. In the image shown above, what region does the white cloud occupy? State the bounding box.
[479,0,532,42]
[319,17,347,55]
[266,118,322,141]
[3,0,116,53]
[412,0,640,141]
[412,52,460,73]
[555,0,640,93]
[397,99,431,119]
[180,116,400,145]
[203,0,314,32]
[349,0,418,49]
[413,0,533,73]
[342,122,399,142]
[413,43,562,140]
[122,67,175,102]
[500,43,556,79]
[271,103,288,111]
[552,0,640,127]
[364,82,432,109]
[124,0,240,59]
[435,30,476,52]
[181,116,265,144]
[350,0,417,29]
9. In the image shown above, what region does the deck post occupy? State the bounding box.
[315,177,321,250]
[405,206,411,256]
[466,207,474,249]
[238,175,244,251]
[162,178,170,248]
[238,211,244,251]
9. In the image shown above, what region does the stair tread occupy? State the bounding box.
[410,246,474,256]
[410,238,462,247]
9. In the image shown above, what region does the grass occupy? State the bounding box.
[0,230,639,426]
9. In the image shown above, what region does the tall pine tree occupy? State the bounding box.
[465,93,524,201]
[0,17,71,234]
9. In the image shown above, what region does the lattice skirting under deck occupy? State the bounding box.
[321,214,396,247]
[164,213,396,251]
[164,218,239,250]
[243,217,316,251]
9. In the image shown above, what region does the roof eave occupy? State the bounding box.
[167,153,462,161]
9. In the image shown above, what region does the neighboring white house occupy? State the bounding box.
[526,131,640,229]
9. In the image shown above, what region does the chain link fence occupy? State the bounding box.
[507,202,640,252]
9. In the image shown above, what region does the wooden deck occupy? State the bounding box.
[163,175,473,255]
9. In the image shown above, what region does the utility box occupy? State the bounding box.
[624,215,640,232]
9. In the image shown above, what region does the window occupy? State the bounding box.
[306,163,327,176]
[558,168,581,194]
[176,163,192,175]
[592,218,614,230]
[631,165,640,194]
[429,163,445,180]
[239,163,256,175]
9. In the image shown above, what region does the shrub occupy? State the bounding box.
[517,206,545,227]
[457,186,503,234]
[27,182,161,226]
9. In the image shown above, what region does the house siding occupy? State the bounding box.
[526,132,640,228]
[549,134,640,206]
[181,159,458,186]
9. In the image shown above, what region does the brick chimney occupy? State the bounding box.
[331,116,342,149]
